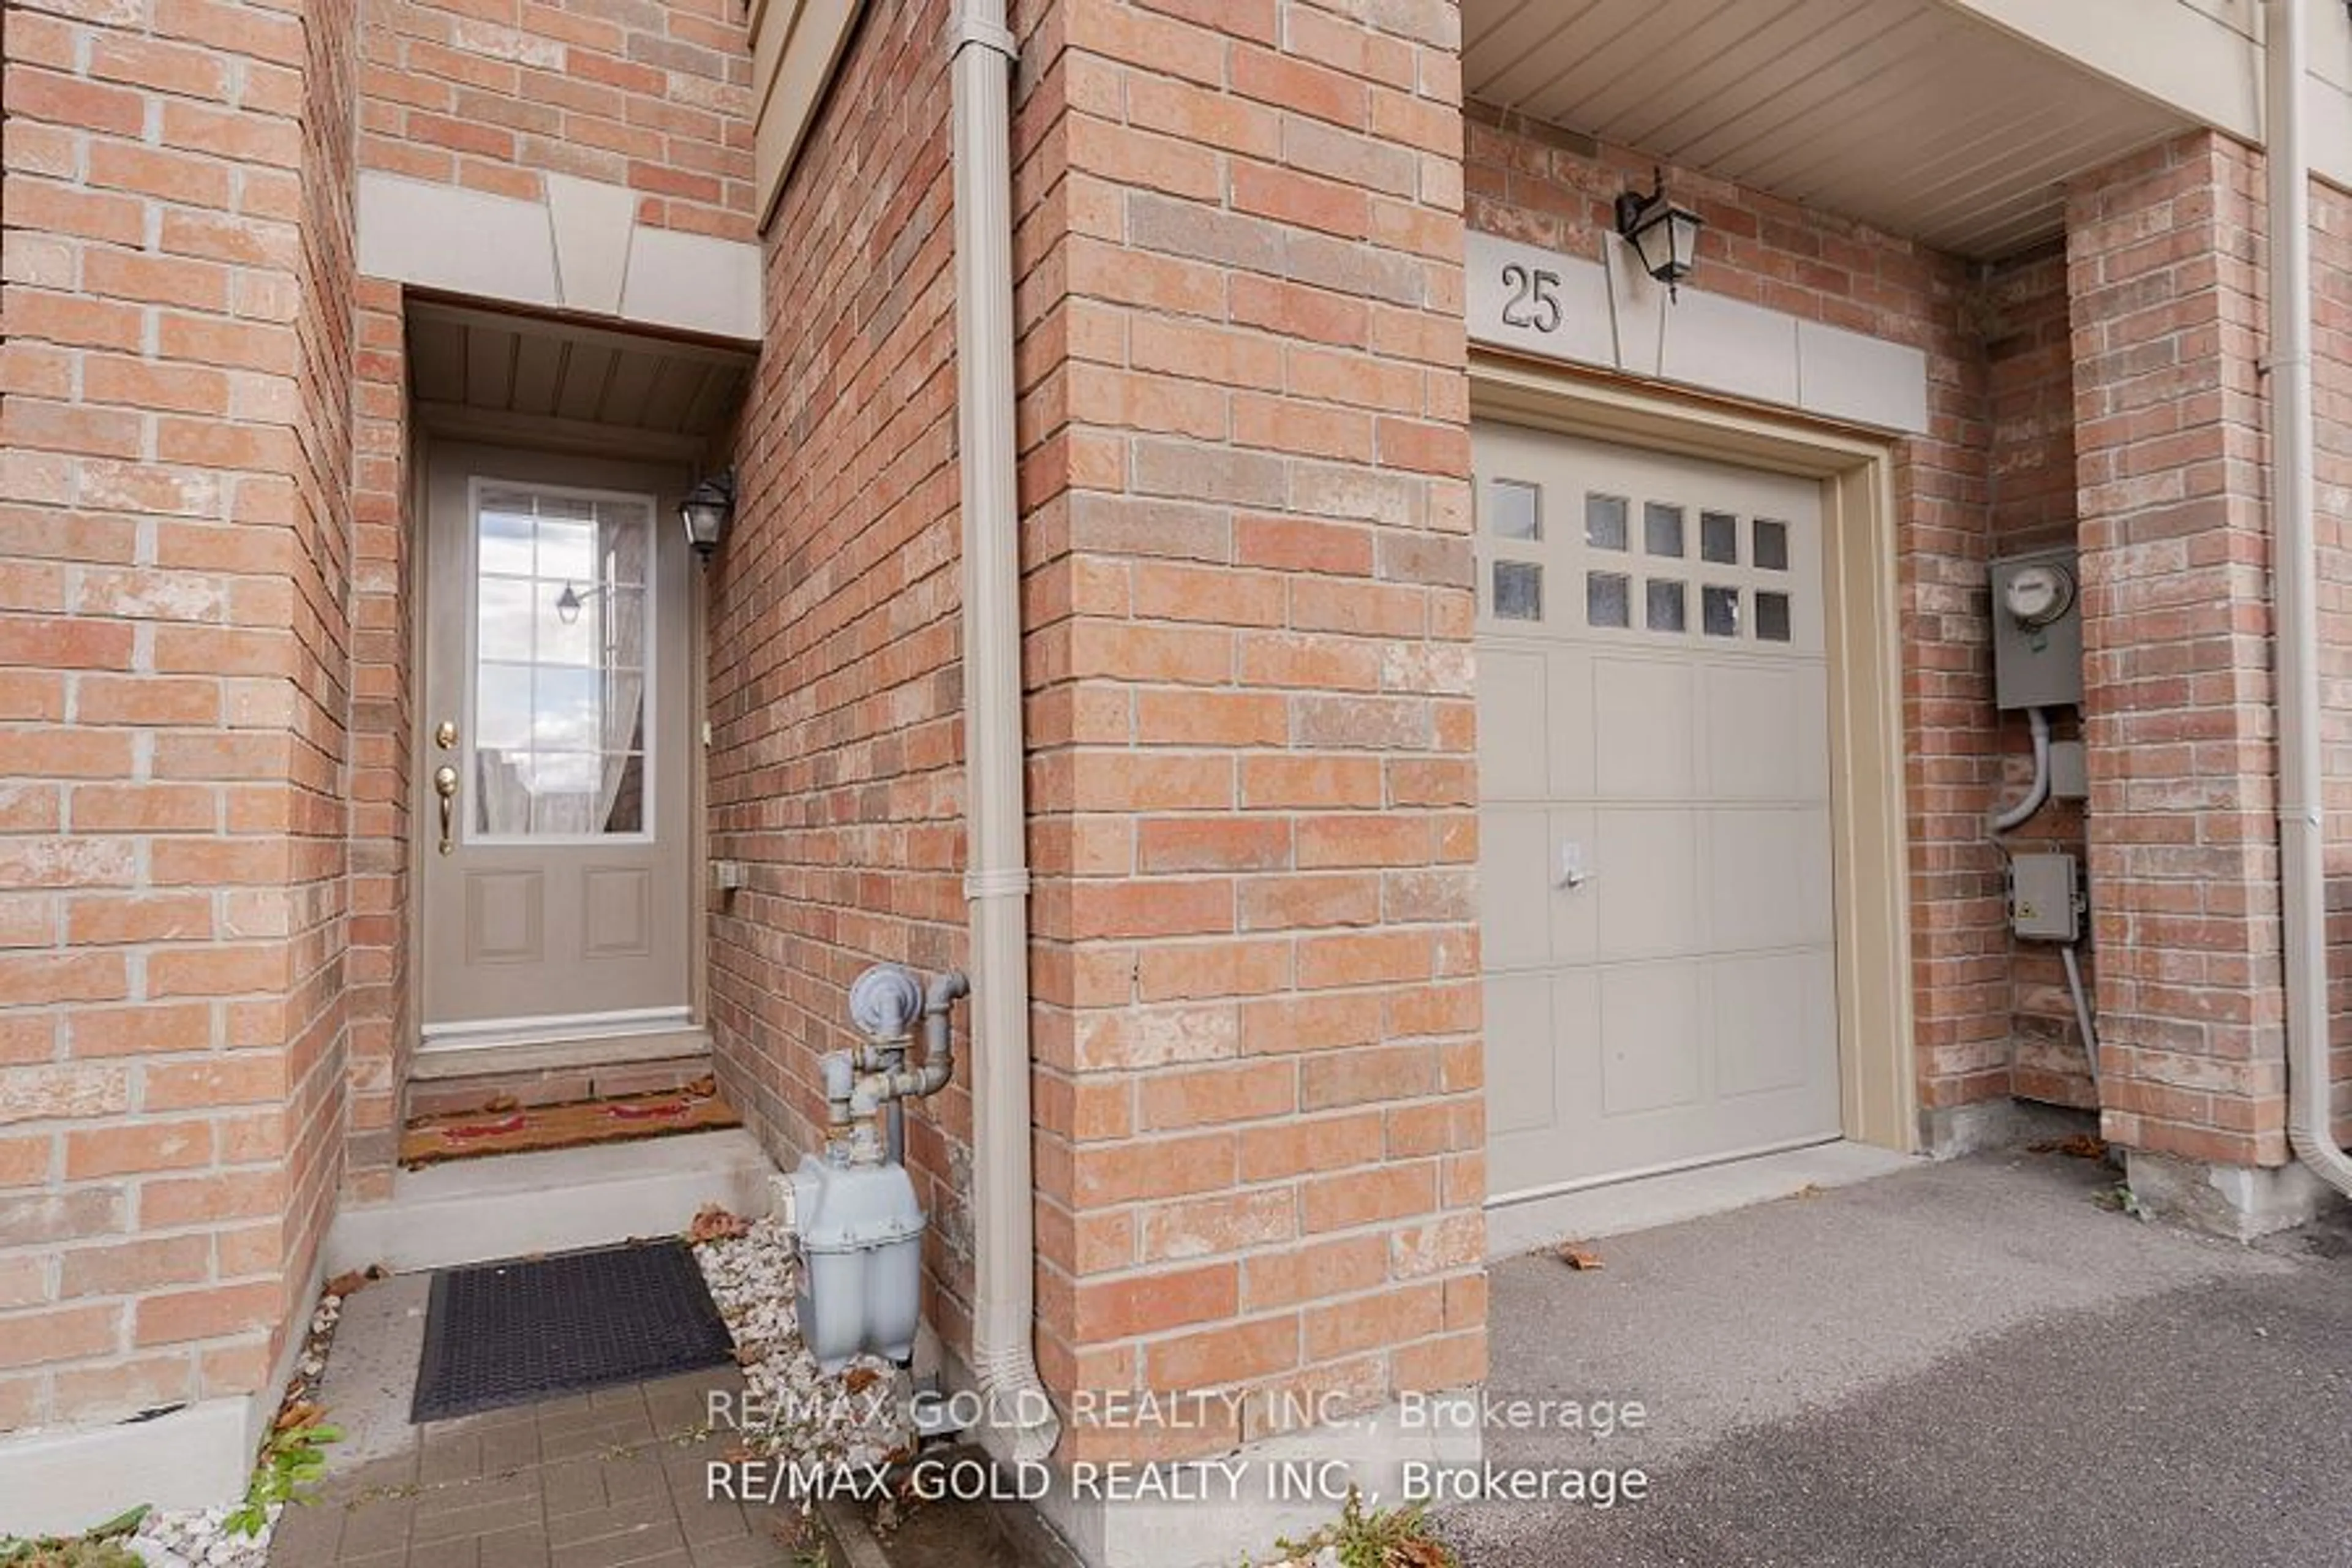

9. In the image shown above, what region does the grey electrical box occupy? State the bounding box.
[2010,852,2080,941]
[2048,740,2088,801]
[1989,546,2084,710]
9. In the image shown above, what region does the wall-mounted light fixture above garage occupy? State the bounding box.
[1615,168,1705,301]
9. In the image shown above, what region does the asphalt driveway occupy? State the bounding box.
[1445,1150,2352,1567]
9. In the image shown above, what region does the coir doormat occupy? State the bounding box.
[399,1084,741,1169]
[410,1239,736,1422]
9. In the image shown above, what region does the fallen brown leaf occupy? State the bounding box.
[1395,1539,1455,1568]
[688,1203,750,1244]
[843,1365,882,1394]
[274,1401,323,1431]
[483,1093,521,1114]
[1557,1245,1605,1272]
[1790,1183,1826,1200]
[687,1074,717,1098]
[733,1344,767,1366]
[2029,1133,2109,1160]
[323,1268,372,1300]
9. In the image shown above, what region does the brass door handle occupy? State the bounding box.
[434,765,459,855]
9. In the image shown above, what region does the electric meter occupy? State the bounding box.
[2001,561,2075,628]
[1988,547,2083,710]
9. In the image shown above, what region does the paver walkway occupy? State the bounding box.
[263,1261,809,1568]
[265,1370,805,1568]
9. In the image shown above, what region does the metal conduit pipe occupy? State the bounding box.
[949,0,1062,1464]
[1990,706,2052,833]
[2060,944,2101,1090]
[2267,0,2352,1198]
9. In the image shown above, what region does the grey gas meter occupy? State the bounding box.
[1988,546,2083,710]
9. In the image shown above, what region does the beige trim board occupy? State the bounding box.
[1468,231,1933,435]
[1471,353,1920,1157]
[357,172,761,343]
[752,0,864,228]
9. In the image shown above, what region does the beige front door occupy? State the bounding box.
[418,445,696,1052]
[1473,420,1842,1200]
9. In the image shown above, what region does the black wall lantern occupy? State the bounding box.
[1615,168,1705,301]
[679,470,734,562]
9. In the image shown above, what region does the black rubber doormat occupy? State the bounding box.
[410,1239,736,1422]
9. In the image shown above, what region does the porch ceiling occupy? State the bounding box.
[1461,0,2196,260]
[405,301,752,461]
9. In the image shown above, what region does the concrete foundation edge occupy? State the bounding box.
[0,1395,254,1539]
[930,1338,1481,1568]
[1484,1140,1918,1257]
[2,1240,329,1538]
[323,1128,776,1274]
[1918,1096,2092,1160]
[2124,1149,2339,1239]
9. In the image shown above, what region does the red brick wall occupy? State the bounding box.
[2067,132,2286,1167]
[357,0,756,239]
[0,0,358,1427]
[1462,104,2012,1136]
[278,0,361,1360]
[1982,243,2095,1108]
[342,279,411,1199]
[704,0,984,1338]
[713,0,1485,1460]
[1028,0,1482,1458]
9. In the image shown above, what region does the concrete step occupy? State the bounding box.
[326,1126,777,1274]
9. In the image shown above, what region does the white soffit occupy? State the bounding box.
[405,301,752,459]
[1461,0,2195,259]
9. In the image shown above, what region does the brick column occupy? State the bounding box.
[344,277,412,1199]
[1022,0,1482,1466]
[0,0,358,1433]
[2067,132,2289,1177]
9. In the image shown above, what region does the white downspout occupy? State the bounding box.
[950,0,1062,1461]
[2267,0,2352,1197]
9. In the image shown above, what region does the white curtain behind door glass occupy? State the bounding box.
[595,502,649,834]
[471,486,652,838]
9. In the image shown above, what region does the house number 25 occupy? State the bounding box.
[1499,262,1564,333]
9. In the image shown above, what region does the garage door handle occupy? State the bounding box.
[1557,843,1593,890]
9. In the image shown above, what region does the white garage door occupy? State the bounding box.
[1474,421,1841,1201]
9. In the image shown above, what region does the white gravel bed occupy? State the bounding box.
[120,1280,354,1568]
[690,1208,913,1471]
[122,1504,278,1568]
[685,1207,1393,1567]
